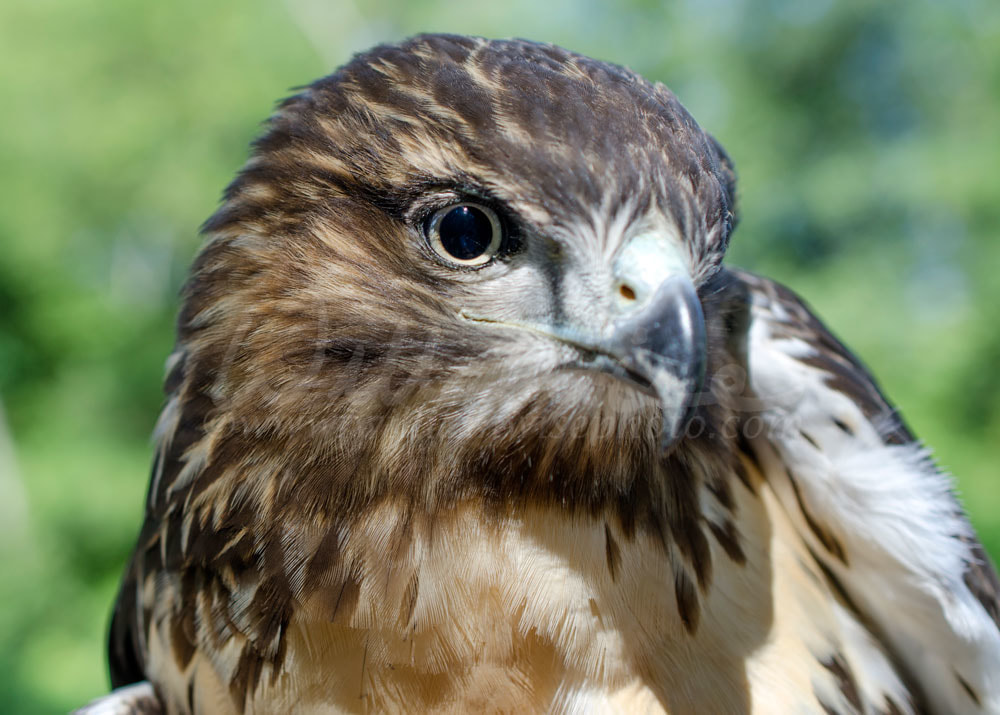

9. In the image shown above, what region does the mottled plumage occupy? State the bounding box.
[79,35,999,714]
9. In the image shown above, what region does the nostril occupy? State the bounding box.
[618,283,637,302]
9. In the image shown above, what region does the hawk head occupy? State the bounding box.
[172,33,744,519]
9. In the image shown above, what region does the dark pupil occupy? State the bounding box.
[438,206,494,260]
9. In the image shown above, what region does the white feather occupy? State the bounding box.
[747,295,1000,713]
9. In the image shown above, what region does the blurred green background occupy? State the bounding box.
[1,0,998,711]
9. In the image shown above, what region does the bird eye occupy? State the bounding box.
[425,203,503,267]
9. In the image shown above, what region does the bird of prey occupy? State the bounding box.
[80,34,1000,714]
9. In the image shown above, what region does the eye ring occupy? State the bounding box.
[424,202,504,267]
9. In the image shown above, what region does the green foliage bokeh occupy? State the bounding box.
[0,0,997,711]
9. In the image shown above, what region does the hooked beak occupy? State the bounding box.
[459,233,707,454]
[576,273,706,454]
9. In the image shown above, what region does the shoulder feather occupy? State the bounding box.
[735,268,1000,714]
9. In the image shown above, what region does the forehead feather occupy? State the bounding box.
[330,36,702,170]
[212,35,735,269]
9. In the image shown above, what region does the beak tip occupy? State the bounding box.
[658,394,697,456]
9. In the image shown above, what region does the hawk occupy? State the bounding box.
[80,35,1000,714]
